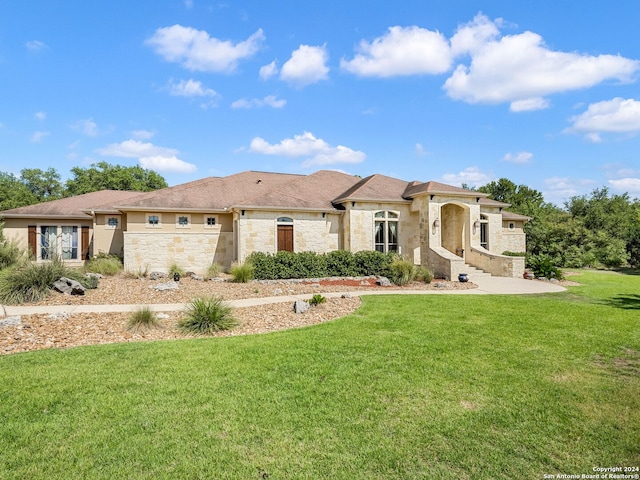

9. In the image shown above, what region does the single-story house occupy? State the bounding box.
[0,170,530,279]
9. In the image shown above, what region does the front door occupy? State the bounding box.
[277,225,293,252]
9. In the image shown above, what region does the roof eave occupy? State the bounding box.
[0,214,92,220]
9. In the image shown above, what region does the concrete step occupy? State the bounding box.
[462,264,492,278]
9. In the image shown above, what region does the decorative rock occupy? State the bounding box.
[190,274,204,281]
[48,312,70,320]
[435,282,447,288]
[376,276,392,287]
[149,272,168,281]
[53,277,86,295]
[0,316,21,328]
[150,281,179,291]
[550,278,559,284]
[341,293,352,298]
[86,272,104,279]
[156,313,170,319]
[273,288,283,295]
[294,300,309,314]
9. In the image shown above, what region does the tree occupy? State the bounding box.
[65,162,168,195]
[0,172,37,210]
[477,178,546,217]
[20,167,64,202]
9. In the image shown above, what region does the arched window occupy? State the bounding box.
[374,211,399,253]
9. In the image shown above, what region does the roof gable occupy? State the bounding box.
[333,174,412,204]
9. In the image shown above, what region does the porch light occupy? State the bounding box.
[432,218,440,234]
[473,219,480,234]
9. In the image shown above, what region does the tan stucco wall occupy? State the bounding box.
[2,217,93,265]
[125,211,234,233]
[93,214,125,257]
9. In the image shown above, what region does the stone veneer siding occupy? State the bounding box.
[123,231,233,274]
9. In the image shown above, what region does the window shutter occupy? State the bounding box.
[28,225,37,258]
[81,226,90,260]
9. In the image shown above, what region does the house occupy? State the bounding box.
[0,170,529,279]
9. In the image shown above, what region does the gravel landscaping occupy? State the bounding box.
[1,274,476,355]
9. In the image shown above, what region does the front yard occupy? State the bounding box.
[0,270,638,478]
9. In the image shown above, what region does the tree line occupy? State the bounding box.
[1,164,638,269]
[0,162,167,211]
[477,178,640,269]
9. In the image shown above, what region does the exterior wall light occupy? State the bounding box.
[432,218,440,235]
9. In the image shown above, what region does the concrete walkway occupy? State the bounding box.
[1,276,566,317]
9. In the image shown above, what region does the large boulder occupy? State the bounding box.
[53,277,86,296]
[0,316,21,328]
[294,300,309,314]
[150,281,179,291]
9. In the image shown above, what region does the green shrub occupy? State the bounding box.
[127,306,161,333]
[84,255,122,276]
[354,250,395,277]
[415,266,433,283]
[309,294,327,306]
[179,296,238,334]
[168,262,185,278]
[0,256,93,304]
[388,257,416,286]
[528,254,564,280]
[326,250,358,277]
[502,251,526,257]
[206,262,222,278]
[81,274,99,289]
[230,261,254,283]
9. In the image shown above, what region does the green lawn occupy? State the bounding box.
[1,270,639,479]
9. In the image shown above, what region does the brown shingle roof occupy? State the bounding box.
[0,190,145,218]
[501,211,532,221]
[332,174,412,204]
[403,181,489,198]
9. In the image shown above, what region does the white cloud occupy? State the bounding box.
[280,44,329,87]
[259,60,278,80]
[415,143,428,156]
[34,111,46,121]
[502,151,533,164]
[140,155,197,173]
[97,139,179,158]
[30,131,50,143]
[341,25,451,77]
[167,78,219,108]
[25,40,47,52]
[231,95,286,109]
[98,139,197,174]
[249,131,366,167]
[71,118,99,137]
[441,167,493,187]
[146,25,264,72]
[609,177,640,194]
[131,129,155,140]
[449,14,500,57]
[509,97,550,112]
[543,176,596,204]
[566,97,640,139]
[444,15,639,109]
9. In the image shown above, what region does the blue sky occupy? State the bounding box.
[2,1,639,206]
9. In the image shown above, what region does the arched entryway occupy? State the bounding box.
[441,203,467,258]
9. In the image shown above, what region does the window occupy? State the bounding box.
[480,214,488,249]
[40,225,79,260]
[374,211,399,253]
[106,217,119,229]
[508,222,515,231]
[146,214,161,228]
[176,214,191,228]
[206,216,217,227]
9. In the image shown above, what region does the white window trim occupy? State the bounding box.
[176,214,191,229]
[105,216,121,230]
[146,213,162,228]
[204,215,219,229]
[373,210,399,253]
[37,223,82,261]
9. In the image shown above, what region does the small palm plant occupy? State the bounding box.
[179,296,238,334]
[126,306,161,333]
[309,294,327,306]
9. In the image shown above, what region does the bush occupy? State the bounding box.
[179,296,238,334]
[528,254,564,280]
[127,306,160,333]
[207,262,222,279]
[309,294,327,306]
[388,257,416,286]
[415,266,433,283]
[354,250,395,277]
[84,255,122,276]
[230,261,254,283]
[168,262,185,278]
[502,251,526,257]
[0,256,93,304]
[326,250,358,277]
